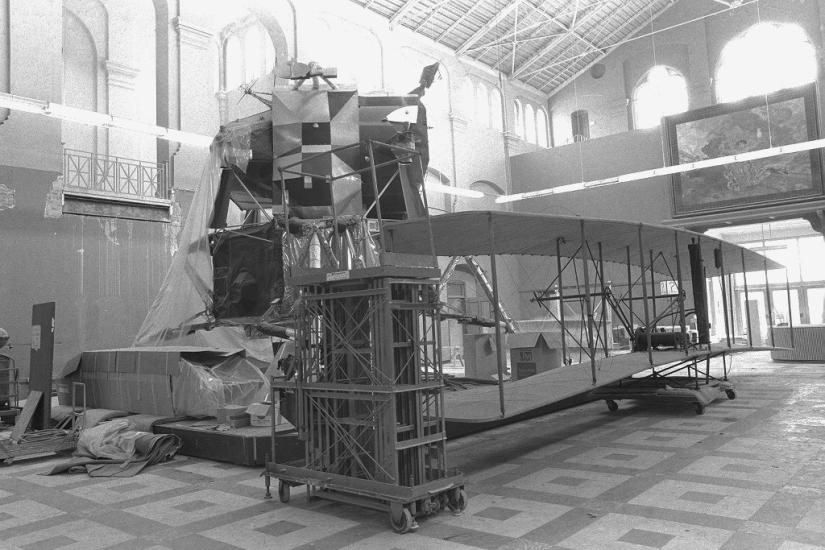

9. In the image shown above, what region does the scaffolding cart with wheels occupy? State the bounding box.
[265,268,466,533]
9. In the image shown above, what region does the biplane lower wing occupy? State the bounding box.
[444,346,764,437]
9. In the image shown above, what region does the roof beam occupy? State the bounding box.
[541,0,681,95]
[389,0,428,26]
[454,0,527,56]
[511,2,607,78]
[413,0,457,31]
[434,1,485,43]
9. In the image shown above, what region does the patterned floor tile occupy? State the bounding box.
[201,507,358,550]
[66,474,189,504]
[778,543,825,550]
[564,447,673,470]
[629,479,774,519]
[505,467,630,498]
[557,512,732,549]
[434,493,570,538]
[471,462,521,482]
[0,499,65,531]
[613,430,707,449]
[172,462,252,479]
[797,499,825,533]
[521,443,573,460]
[2,518,134,549]
[649,417,735,432]
[124,489,259,527]
[338,531,486,549]
[680,455,799,485]
[18,472,95,488]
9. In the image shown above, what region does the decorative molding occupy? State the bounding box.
[174,17,214,50]
[105,61,140,90]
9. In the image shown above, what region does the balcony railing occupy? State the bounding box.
[63,148,169,201]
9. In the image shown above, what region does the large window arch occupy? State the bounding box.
[716,22,817,103]
[524,103,536,143]
[222,19,276,90]
[632,65,689,129]
[475,82,490,127]
[513,99,523,137]
[536,107,550,147]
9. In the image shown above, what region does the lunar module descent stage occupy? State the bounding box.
[207,65,466,533]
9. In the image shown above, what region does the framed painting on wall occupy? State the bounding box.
[666,82,825,217]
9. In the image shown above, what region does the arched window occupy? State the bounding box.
[571,109,589,142]
[632,65,689,129]
[716,22,816,103]
[490,87,503,130]
[524,103,536,143]
[536,107,550,147]
[475,82,490,127]
[222,20,275,90]
[513,99,523,137]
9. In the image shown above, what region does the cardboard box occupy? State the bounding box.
[246,402,272,426]
[56,347,249,416]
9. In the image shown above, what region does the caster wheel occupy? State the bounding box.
[390,508,416,534]
[278,480,290,504]
[447,488,468,513]
[606,399,619,412]
[695,403,706,415]
[725,389,736,400]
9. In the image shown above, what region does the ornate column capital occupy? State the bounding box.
[174,17,214,50]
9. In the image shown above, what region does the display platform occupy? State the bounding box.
[153,419,302,467]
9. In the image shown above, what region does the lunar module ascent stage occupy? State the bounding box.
[210,70,466,533]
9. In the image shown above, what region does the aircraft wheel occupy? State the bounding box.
[606,399,619,412]
[725,389,736,400]
[278,480,290,503]
[390,508,416,534]
[2,458,12,466]
[447,488,468,513]
[695,403,706,415]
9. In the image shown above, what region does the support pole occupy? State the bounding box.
[626,246,633,334]
[718,246,732,348]
[689,240,710,347]
[674,231,688,354]
[598,242,610,357]
[638,226,653,365]
[580,220,597,384]
[650,250,657,322]
[741,249,753,347]
[785,271,795,349]
[763,256,775,348]
[367,141,386,246]
[556,237,569,366]
[489,214,506,417]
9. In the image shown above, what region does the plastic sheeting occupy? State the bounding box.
[132,135,276,366]
[172,355,269,417]
[134,146,222,347]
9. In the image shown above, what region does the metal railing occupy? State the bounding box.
[64,148,169,200]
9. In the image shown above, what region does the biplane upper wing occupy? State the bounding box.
[383,210,783,275]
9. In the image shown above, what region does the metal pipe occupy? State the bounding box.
[763,255,775,348]
[366,141,386,247]
[489,213,506,417]
[650,249,657,322]
[598,242,609,357]
[580,220,597,384]
[674,231,688,354]
[785,270,795,349]
[719,246,732,348]
[556,237,569,365]
[741,249,752,347]
[638,225,653,365]
[626,245,633,334]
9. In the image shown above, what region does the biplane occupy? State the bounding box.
[130,64,790,530]
[382,211,787,436]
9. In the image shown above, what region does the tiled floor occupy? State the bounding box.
[1,351,824,549]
